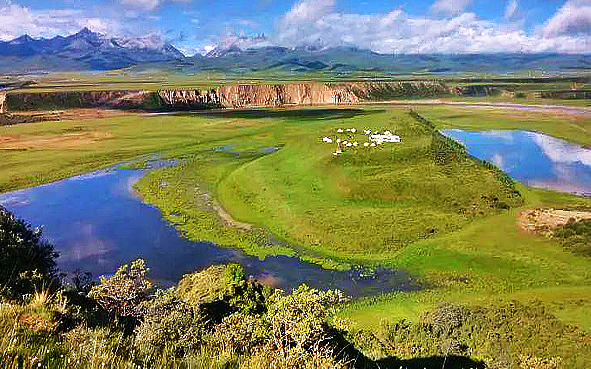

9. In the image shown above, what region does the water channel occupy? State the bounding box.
[0,166,418,296]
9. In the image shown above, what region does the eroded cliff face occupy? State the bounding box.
[0,92,5,113]
[5,90,151,111]
[3,81,502,113]
[157,83,361,109]
[157,89,223,109]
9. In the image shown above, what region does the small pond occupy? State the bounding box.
[0,168,418,296]
[441,129,591,195]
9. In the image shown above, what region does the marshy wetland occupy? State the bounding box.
[4,99,591,367]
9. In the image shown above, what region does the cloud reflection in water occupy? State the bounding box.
[441,129,591,194]
[0,169,419,295]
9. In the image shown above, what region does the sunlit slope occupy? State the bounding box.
[215,109,522,261]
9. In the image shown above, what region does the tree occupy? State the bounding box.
[0,205,59,299]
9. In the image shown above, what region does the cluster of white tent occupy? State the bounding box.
[369,130,401,144]
[321,128,402,156]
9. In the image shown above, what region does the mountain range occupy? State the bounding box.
[1,28,591,74]
[0,28,185,73]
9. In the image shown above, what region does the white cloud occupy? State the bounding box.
[283,0,335,24]
[504,0,519,20]
[530,132,591,167]
[0,1,124,41]
[491,153,505,171]
[119,0,160,11]
[543,1,591,37]
[212,33,271,53]
[275,0,591,54]
[235,19,256,27]
[527,131,591,193]
[430,0,472,16]
[484,130,516,144]
[278,0,335,46]
[118,0,193,11]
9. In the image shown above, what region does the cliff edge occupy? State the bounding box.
[3,81,489,112]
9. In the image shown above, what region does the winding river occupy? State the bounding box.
[0,166,418,296]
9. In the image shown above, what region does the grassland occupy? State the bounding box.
[0,109,290,192]
[129,106,591,344]
[3,99,591,365]
[132,108,522,269]
[5,70,429,93]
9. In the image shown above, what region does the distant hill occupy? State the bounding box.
[0,28,185,73]
[185,47,591,73]
[1,29,591,74]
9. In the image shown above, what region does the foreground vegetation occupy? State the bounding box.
[2,206,591,368]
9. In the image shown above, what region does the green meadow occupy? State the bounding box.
[3,102,591,365]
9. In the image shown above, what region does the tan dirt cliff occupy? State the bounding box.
[0,92,5,113]
[157,83,361,109]
[4,81,496,112]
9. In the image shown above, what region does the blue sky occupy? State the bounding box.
[0,0,589,55]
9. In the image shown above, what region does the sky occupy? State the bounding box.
[0,0,590,55]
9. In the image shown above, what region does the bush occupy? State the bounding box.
[244,343,347,369]
[88,259,153,321]
[554,218,591,256]
[209,312,269,355]
[0,205,59,300]
[380,301,591,368]
[1,258,374,368]
[177,264,272,318]
[61,326,132,366]
[135,289,206,361]
[266,285,346,358]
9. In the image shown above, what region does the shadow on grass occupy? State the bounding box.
[330,330,484,369]
[171,108,382,121]
[375,355,486,369]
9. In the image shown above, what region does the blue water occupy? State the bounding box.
[0,169,418,296]
[441,129,591,195]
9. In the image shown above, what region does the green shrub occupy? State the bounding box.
[0,205,59,300]
[266,285,346,357]
[177,264,272,317]
[0,258,373,368]
[209,312,270,355]
[88,259,153,321]
[61,326,132,367]
[380,301,591,368]
[554,218,591,256]
[244,343,348,369]
[135,289,206,361]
